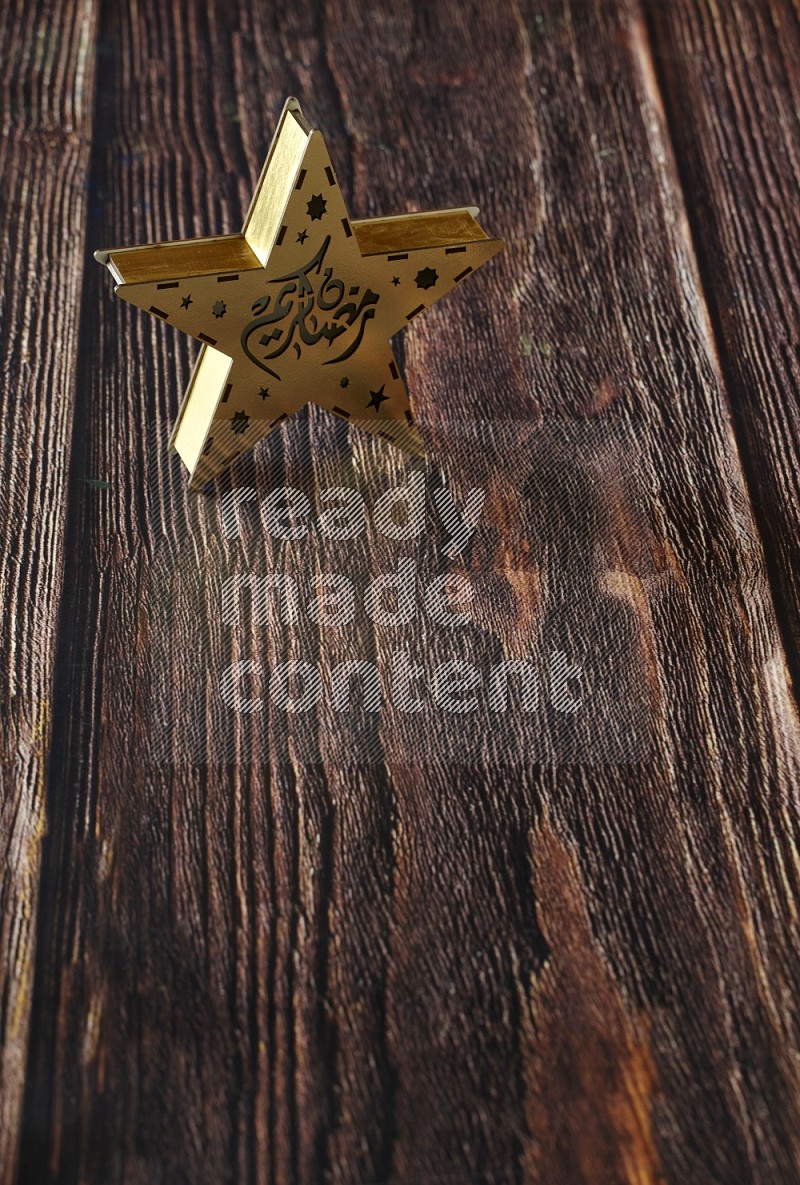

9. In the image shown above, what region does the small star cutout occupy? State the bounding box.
[213,300,227,318]
[296,229,308,244]
[367,385,388,412]
[391,276,400,286]
[340,376,350,388]
[231,410,249,434]
[259,387,270,400]
[181,294,193,308]
[307,194,327,221]
[415,267,438,290]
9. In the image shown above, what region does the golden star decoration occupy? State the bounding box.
[96,97,503,489]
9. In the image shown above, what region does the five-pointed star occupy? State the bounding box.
[95,97,503,489]
[367,385,389,412]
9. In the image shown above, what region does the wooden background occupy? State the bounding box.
[2,0,800,1181]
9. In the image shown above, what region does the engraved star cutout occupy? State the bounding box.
[306,194,327,221]
[367,385,389,412]
[95,96,503,489]
[415,267,438,290]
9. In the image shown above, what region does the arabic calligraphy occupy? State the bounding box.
[242,236,380,379]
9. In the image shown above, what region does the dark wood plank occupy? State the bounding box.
[643,0,800,691]
[329,3,800,1180]
[0,2,98,1180]
[19,1,800,1184]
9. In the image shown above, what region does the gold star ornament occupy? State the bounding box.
[95,98,502,488]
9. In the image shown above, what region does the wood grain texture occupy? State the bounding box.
[0,2,97,1181]
[10,1,800,1184]
[642,0,800,695]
